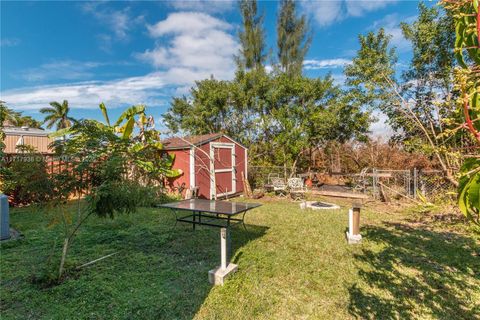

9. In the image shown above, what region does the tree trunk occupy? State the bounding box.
[445,169,459,188]
[59,237,69,280]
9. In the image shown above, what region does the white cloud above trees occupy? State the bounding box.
[303,58,351,70]
[368,14,416,52]
[1,12,239,111]
[167,0,235,14]
[138,12,239,80]
[301,0,397,27]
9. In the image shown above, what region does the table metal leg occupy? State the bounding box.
[241,210,248,231]
[192,212,196,230]
[169,209,178,229]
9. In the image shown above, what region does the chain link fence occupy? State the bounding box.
[247,165,455,202]
[371,169,412,201]
[416,170,454,200]
[369,169,454,201]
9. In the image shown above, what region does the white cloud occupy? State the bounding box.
[1,12,239,112]
[18,60,104,82]
[302,1,344,27]
[369,14,416,52]
[81,3,144,52]
[1,66,235,111]
[303,58,351,70]
[331,73,347,86]
[0,38,21,47]
[369,110,393,138]
[346,0,391,17]
[168,0,235,14]
[147,12,231,37]
[301,0,397,27]
[138,12,239,80]
[1,73,166,111]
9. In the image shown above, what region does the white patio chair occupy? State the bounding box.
[287,177,306,201]
[271,177,287,197]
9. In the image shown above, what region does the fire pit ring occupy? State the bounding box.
[300,201,340,210]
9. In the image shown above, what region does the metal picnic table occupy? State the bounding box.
[157,199,261,285]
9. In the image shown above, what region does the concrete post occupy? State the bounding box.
[220,228,227,270]
[0,194,10,240]
[346,204,362,244]
[208,227,238,285]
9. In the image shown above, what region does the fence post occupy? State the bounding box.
[413,168,418,199]
[406,170,411,197]
[372,168,378,200]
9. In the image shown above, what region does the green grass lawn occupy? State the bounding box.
[1,198,479,319]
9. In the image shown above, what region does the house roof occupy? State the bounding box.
[3,126,50,137]
[162,133,246,150]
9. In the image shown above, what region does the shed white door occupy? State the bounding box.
[210,143,236,198]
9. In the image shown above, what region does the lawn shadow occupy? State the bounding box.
[79,215,269,319]
[348,222,480,319]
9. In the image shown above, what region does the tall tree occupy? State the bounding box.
[163,78,239,137]
[40,100,76,131]
[344,26,459,186]
[267,74,370,173]
[164,72,371,172]
[236,0,267,71]
[344,29,397,115]
[276,0,311,77]
[400,3,456,144]
[0,102,42,128]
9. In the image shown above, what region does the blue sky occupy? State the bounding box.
[0,0,429,132]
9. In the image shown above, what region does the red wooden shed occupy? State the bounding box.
[162,133,248,199]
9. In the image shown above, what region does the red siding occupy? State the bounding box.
[213,147,232,169]
[167,135,247,199]
[195,143,211,199]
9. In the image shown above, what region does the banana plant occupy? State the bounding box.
[51,103,183,181]
[101,103,182,177]
[443,0,479,224]
[100,103,146,140]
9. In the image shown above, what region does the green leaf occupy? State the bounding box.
[455,21,465,48]
[467,173,480,210]
[114,105,145,127]
[454,50,468,69]
[49,127,73,138]
[99,103,111,127]
[458,177,471,216]
[458,160,480,224]
[129,143,145,153]
[164,168,183,178]
[150,142,164,150]
[122,117,135,140]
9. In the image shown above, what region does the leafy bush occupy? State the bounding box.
[87,181,148,218]
[1,151,54,205]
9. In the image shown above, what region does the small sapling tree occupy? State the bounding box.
[43,103,182,282]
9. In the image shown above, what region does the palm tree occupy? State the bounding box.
[40,100,76,131]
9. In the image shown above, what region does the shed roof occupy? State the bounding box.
[162,133,246,150]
